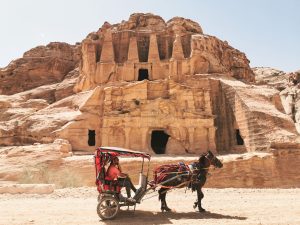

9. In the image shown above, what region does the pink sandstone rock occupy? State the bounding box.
[0,13,300,188]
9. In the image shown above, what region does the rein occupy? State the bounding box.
[199,167,210,170]
[142,180,191,201]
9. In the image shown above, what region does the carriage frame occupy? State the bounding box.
[94,146,151,220]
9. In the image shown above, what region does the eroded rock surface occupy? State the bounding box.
[0,42,81,95]
[0,139,71,183]
[253,67,300,133]
[76,13,253,92]
[0,13,299,188]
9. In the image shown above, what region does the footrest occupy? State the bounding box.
[133,187,145,203]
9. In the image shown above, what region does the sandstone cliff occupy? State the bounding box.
[76,13,253,92]
[0,42,81,95]
[0,13,300,188]
[253,67,300,134]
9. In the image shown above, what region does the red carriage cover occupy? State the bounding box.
[94,147,150,193]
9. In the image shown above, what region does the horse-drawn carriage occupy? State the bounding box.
[94,146,223,220]
[94,147,151,220]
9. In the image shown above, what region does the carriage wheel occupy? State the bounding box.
[97,196,119,220]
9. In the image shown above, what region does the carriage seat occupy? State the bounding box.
[96,167,121,193]
[103,176,121,193]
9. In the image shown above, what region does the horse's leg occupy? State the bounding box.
[196,187,205,212]
[158,188,171,212]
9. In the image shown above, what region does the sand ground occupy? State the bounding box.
[0,187,299,225]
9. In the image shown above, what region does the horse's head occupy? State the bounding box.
[198,150,223,169]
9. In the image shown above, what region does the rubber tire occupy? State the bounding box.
[97,196,119,220]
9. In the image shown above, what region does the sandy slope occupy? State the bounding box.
[0,187,299,225]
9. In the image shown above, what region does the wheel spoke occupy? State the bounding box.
[97,197,119,219]
[107,209,113,217]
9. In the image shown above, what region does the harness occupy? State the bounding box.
[152,153,216,189]
[153,162,199,189]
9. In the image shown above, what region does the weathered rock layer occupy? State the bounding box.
[0,13,299,188]
[0,42,80,95]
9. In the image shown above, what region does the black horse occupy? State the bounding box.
[155,150,223,212]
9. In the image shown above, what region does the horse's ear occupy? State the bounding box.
[208,150,213,156]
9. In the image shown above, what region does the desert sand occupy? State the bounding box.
[1,187,299,225]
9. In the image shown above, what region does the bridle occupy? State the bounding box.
[204,153,217,167]
[193,152,221,175]
[194,153,214,171]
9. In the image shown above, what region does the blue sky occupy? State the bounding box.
[0,0,299,72]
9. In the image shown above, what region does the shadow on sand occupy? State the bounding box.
[102,209,247,224]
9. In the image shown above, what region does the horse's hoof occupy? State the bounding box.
[193,202,198,209]
[161,207,171,212]
[198,208,206,212]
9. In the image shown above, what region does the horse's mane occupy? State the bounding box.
[198,153,207,168]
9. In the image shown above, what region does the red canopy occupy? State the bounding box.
[97,146,151,160]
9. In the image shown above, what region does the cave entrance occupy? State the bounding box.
[88,130,96,146]
[138,69,149,81]
[151,130,169,154]
[236,129,244,145]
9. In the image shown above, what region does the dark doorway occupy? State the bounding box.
[236,129,244,145]
[88,130,96,146]
[138,69,149,81]
[151,130,169,154]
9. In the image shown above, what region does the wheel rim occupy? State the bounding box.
[98,198,119,219]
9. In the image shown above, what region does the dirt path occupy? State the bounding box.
[0,187,299,225]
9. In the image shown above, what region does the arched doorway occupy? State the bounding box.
[138,69,149,81]
[151,130,169,154]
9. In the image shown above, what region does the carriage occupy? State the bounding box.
[94,146,223,220]
[94,146,152,220]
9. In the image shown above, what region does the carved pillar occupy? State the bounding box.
[124,127,131,148]
[204,91,212,114]
[170,35,185,82]
[148,34,160,62]
[141,127,149,151]
[100,127,109,146]
[148,34,162,80]
[187,127,195,152]
[100,31,115,63]
[193,127,208,153]
[123,36,138,81]
[128,36,139,61]
[171,35,184,60]
[208,127,217,152]
[96,30,116,84]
